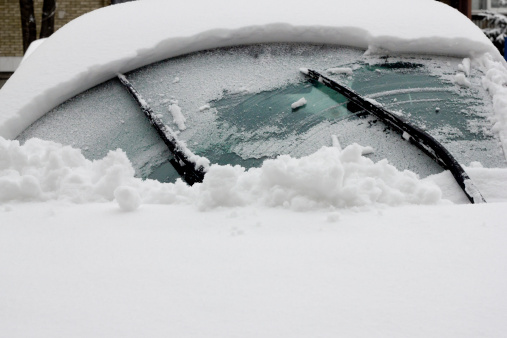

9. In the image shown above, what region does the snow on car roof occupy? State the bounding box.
[0,0,501,140]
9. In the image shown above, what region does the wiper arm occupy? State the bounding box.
[117,74,205,185]
[300,68,486,204]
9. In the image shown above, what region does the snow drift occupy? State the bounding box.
[0,136,447,209]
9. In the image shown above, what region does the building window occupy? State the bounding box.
[473,0,507,12]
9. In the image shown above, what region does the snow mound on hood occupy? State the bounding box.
[0,137,135,203]
[194,144,443,210]
[0,0,500,140]
[0,137,443,210]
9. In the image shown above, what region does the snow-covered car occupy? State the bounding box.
[2,1,507,204]
[1,0,507,337]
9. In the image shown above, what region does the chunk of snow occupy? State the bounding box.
[327,67,353,75]
[458,57,471,77]
[291,97,307,109]
[299,67,309,75]
[114,186,141,211]
[453,72,471,87]
[0,137,136,203]
[177,140,210,172]
[402,132,411,141]
[172,77,180,83]
[168,101,186,130]
[199,104,211,111]
[361,146,374,155]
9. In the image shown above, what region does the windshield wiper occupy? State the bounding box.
[301,68,486,204]
[117,74,205,185]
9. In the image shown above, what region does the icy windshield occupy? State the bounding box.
[17,44,506,183]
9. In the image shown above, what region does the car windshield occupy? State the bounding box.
[17,44,507,182]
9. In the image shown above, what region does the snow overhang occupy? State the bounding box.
[0,0,502,139]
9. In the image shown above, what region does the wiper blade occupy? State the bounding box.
[117,74,205,185]
[300,68,486,204]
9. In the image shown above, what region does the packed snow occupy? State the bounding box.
[458,57,471,76]
[114,185,141,211]
[327,67,354,75]
[168,100,186,130]
[453,72,471,87]
[291,97,307,109]
[199,104,211,111]
[1,0,507,336]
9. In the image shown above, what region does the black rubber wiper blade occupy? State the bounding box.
[300,68,486,204]
[117,74,205,185]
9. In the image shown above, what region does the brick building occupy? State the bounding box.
[1,0,110,57]
[0,0,113,88]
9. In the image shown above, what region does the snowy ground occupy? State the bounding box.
[1,201,506,337]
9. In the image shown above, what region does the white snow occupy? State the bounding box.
[0,199,506,337]
[168,100,187,130]
[458,57,471,76]
[0,0,501,140]
[477,53,507,160]
[1,2,507,335]
[331,134,342,150]
[114,185,141,211]
[365,97,383,106]
[199,104,211,111]
[453,72,471,87]
[0,137,135,203]
[3,134,507,207]
[0,136,448,210]
[1,120,506,338]
[0,138,506,337]
[361,146,374,155]
[20,38,47,64]
[327,67,353,75]
[291,97,307,109]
